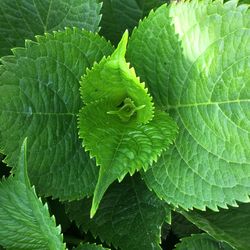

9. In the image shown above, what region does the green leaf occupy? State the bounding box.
[181,202,250,250]
[78,32,177,217]
[128,0,250,210]
[81,31,154,124]
[99,0,167,44]
[175,234,233,250]
[66,174,171,250]
[0,0,102,57]
[0,28,114,201]
[0,138,65,249]
[225,0,250,4]
[79,103,176,217]
[239,0,250,3]
[74,243,109,250]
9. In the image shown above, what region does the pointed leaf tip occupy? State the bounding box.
[90,206,96,219]
[112,30,129,60]
[90,172,110,218]
[0,138,66,249]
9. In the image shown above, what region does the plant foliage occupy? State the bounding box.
[0,139,65,249]
[0,0,249,249]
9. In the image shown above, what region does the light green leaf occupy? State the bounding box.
[66,174,171,250]
[78,32,177,217]
[181,202,250,250]
[79,102,176,217]
[0,0,102,57]
[0,28,114,201]
[128,0,250,210]
[175,234,233,250]
[74,243,109,250]
[81,31,154,124]
[0,139,65,249]
[99,0,167,44]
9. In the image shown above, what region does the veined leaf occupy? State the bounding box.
[0,28,114,201]
[181,202,250,250]
[66,174,171,250]
[81,31,154,124]
[0,0,102,57]
[128,0,250,210]
[175,234,233,250]
[78,32,178,217]
[99,0,167,44]
[0,139,65,249]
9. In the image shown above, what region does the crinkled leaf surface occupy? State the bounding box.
[66,174,171,250]
[0,28,114,201]
[181,202,250,250]
[175,234,233,250]
[127,0,250,211]
[78,31,178,217]
[0,0,102,57]
[99,0,167,44]
[0,139,65,249]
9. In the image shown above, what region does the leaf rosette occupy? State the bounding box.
[78,31,178,217]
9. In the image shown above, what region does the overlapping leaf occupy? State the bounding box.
[0,28,114,201]
[0,139,65,249]
[127,0,250,211]
[78,31,178,216]
[99,0,167,44]
[66,174,171,250]
[181,202,250,250]
[0,0,102,57]
[175,234,233,250]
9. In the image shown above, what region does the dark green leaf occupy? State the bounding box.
[99,0,167,44]
[175,234,233,250]
[0,0,102,56]
[181,202,250,250]
[171,212,202,238]
[74,243,109,250]
[66,174,171,250]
